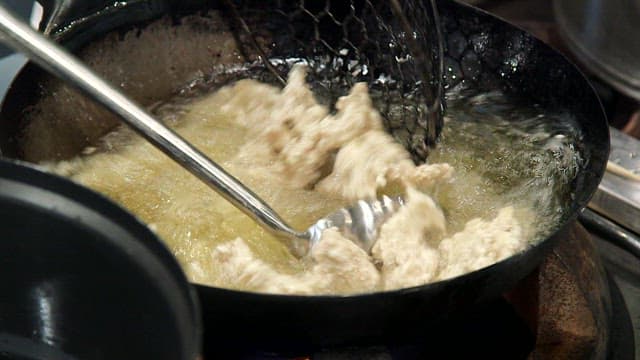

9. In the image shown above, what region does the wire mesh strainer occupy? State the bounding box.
[221,0,444,161]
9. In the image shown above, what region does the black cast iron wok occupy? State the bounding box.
[0,0,609,354]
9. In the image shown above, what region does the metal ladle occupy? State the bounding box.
[0,4,406,257]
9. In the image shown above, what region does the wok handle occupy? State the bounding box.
[0,4,310,256]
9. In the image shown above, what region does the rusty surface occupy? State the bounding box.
[507,224,610,359]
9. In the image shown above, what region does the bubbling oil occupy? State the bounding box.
[53,78,583,285]
[426,89,583,240]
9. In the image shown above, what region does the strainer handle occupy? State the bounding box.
[0,5,309,253]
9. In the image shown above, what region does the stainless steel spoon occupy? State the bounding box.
[0,5,404,257]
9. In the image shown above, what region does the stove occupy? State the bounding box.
[0,1,638,359]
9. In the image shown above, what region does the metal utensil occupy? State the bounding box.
[0,4,405,257]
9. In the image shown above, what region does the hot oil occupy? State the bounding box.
[59,84,345,282]
[424,89,583,240]
[55,77,583,287]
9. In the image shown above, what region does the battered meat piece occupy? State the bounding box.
[437,206,531,281]
[371,187,446,289]
[210,229,380,295]
[317,130,453,201]
[236,66,384,189]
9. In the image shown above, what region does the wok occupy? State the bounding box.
[0,0,609,354]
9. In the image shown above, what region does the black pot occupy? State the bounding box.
[0,0,610,357]
[0,160,201,359]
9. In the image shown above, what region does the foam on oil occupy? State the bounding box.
[50,79,583,286]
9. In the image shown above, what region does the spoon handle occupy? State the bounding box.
[0,5,307,249]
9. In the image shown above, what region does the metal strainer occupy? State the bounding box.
[222,0,445,160]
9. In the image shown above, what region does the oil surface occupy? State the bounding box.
[51,79,582,286]
[428,89,582,239]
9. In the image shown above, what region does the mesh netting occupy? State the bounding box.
[222,0,443,161]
